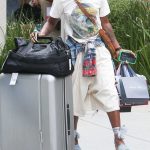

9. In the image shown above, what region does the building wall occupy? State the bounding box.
[7,0,20,17]
[39,0,52,21]
[0,0,6,49]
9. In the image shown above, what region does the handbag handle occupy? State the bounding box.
[120,63,137,77]
[127,65,137,77]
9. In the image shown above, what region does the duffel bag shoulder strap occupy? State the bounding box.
[74,0,96,25]
[74,0,116,58]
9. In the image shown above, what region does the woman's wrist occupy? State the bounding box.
[115,47,122,52]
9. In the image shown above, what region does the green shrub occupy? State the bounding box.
[109,0,150,85]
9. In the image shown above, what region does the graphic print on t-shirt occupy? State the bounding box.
[69,3,99,39]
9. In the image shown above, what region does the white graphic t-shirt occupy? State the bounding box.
[50,0,110,42]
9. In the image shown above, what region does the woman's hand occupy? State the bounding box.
[30,31,39,43]
[116,49,137,64]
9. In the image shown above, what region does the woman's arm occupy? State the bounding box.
[30,16,59,42]
[100,16,121,50]
[39,16,59,36]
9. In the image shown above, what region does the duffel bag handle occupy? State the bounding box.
[34,36,53,44]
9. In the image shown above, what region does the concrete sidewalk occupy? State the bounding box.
[78,103,150,150]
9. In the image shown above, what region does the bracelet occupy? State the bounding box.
[115,47,122,51]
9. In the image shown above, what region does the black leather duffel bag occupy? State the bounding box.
[1,37,74,77]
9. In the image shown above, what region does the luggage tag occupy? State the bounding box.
[69,59,72,70]
[9,73,18,86]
